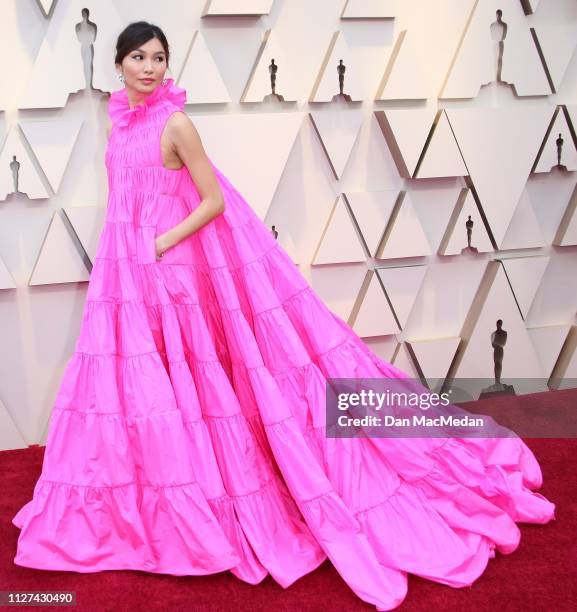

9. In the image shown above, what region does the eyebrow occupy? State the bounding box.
[132,49,165,55]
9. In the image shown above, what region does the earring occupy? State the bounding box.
[161,78,167,86]
[118,73,125,83]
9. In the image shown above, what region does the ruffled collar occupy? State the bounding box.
[108,77,186,128]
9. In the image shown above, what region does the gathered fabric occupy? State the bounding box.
[12,77,555,611]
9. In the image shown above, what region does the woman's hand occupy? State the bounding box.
[154,233,173,260]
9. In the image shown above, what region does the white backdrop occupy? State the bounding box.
[1,0,577,449]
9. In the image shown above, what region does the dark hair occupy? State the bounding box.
[114,21,170,68]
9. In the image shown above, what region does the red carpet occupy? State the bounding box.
[2,387,576,611]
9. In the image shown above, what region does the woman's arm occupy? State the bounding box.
[155,112,225,258]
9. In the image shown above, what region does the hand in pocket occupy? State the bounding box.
[154,235,164,261]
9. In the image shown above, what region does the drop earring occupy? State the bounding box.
[161,78,167,86]
[118,73,125,83]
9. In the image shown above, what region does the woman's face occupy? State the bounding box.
[116,37,168,94]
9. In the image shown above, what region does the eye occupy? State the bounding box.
[131,53,164,61]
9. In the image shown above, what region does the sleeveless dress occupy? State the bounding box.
[12,78,556,611]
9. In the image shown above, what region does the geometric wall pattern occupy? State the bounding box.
[1,0,577,449]
[441,0,552,98]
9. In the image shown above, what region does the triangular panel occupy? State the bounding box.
[533,109,577,173]
[341,0,397,19]
[202,0,275,15]
[351,270,399,337]
[179,31,231,104]
[528,325,571,378]
[312,196,366,265]
[21,0,123,108]
[309,31,365,102]
[20,118,83,192]
[442,0,550,98]
[308,262,367,323]
[376,193,432,260]
[309,109,363,178]
[0,127,50,200]
[454,265,546,392]
[376,29,431,100]
[416,111,468,178]
[29,211,91,285]
[500,190,545,250]
[242,29,300,103]
[376,264,427,329]
[533,24,577,93]
[344,190,397,256]
[446,106,554,247]
[407,337,460,381]
[192,112,305,220]
[501,255,550,319]
[63,205,107,263]
[374,108,437,178]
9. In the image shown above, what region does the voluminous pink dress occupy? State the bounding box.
[12,78,555,611]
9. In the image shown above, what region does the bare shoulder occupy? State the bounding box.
[165,111,198,137]
[165,111,204,152]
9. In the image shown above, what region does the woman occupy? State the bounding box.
[12,22,555,611]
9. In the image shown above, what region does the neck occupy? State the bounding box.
[126,87,151,109]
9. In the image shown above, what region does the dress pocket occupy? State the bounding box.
[151,231,160,262]
[136,225,158,264]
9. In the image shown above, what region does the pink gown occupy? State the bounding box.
[12,78,556,611]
